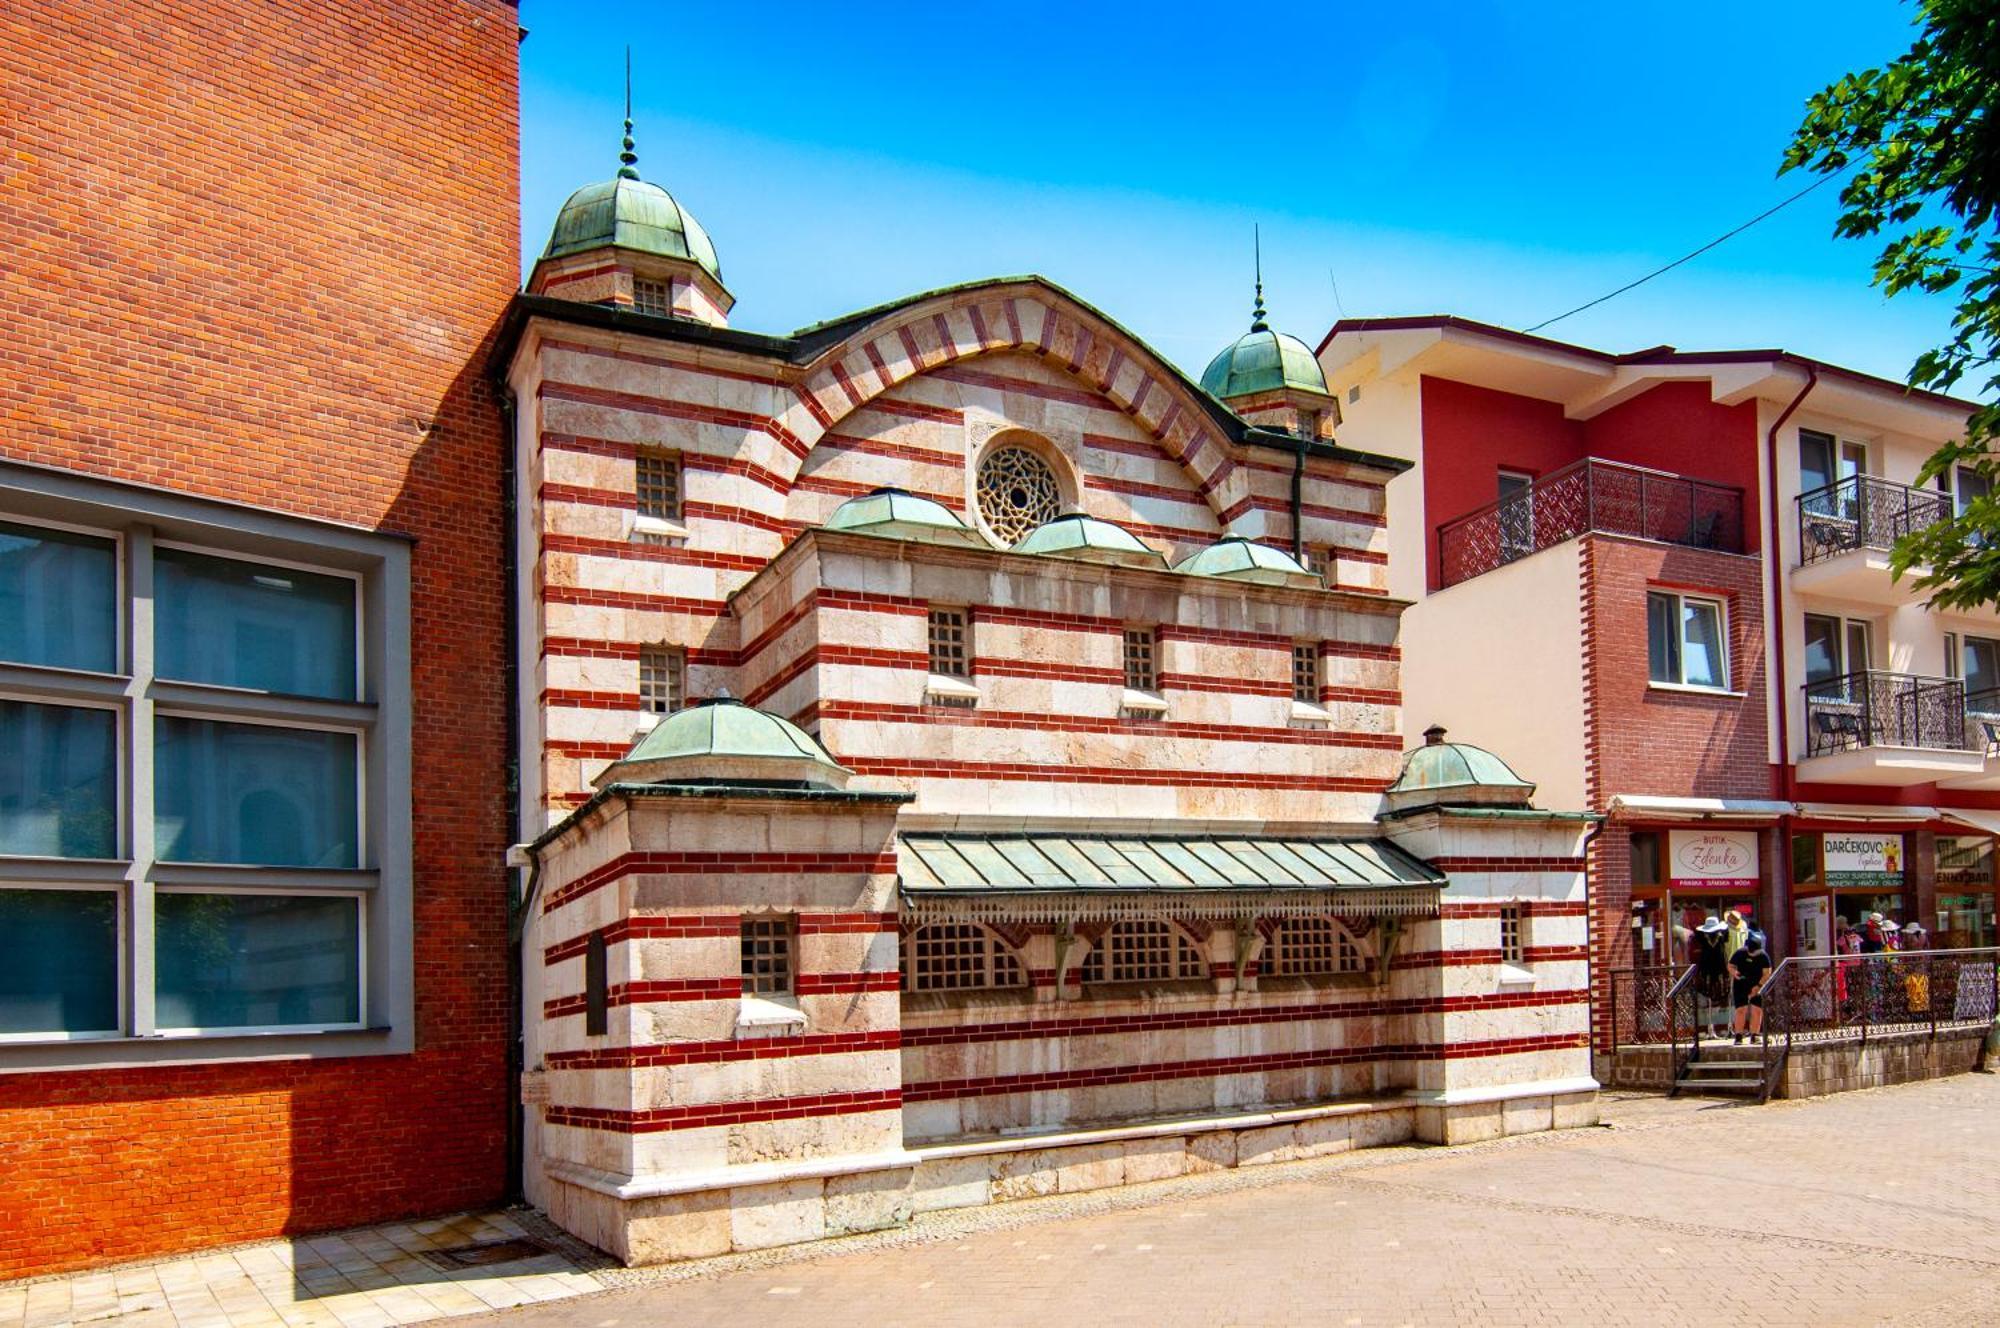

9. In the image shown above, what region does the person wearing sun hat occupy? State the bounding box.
[1729,930,1774,1043]
[1693,915,1732,1024]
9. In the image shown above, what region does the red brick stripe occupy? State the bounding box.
[839,756,1390,792]
[546,1089,901,1134]
[543,849,898,913]
[814,700,1403,750]
[546,1028,901,1070]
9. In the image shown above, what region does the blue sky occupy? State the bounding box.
[518,1,1961,387]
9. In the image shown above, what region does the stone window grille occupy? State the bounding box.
[740,916,793,996]
[903,924,1025,991]
[1292,642,1320,703]
[638,645,683,715]
[975,445,1062,544]
[1123,627,1157,692]
[635,449,682,522]
[632,277,673,316]
[1499,906,1525,965]
[1269,917,1365,976]
[928,607,971,679]
[1080,919,1206,984]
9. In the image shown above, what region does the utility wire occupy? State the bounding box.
[1524,174,1836,333]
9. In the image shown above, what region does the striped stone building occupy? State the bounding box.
[500,132,1600,1262]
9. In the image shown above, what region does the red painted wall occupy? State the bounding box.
[1419,376,1761,589]
[0,0,519,1278]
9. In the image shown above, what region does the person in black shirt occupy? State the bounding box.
[1729,934,1774,1043]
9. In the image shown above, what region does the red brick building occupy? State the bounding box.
[0,1,520,1277]
[1320,317,1987,1063]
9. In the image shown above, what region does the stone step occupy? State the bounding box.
[1687,1060,1763,1073]
[1677,1077,1764,1090]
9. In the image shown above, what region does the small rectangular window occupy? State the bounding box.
[635,450,682,522]
[1646,591,1728,690]
[0,888,119,1037]
[639,645,684,715]
[154,717,360,868]
[929,607,970,679]
[1123,627,1157,692]
[1298,409,1318,440]
[1291,642,1319,704]
[0,700,118,859]
[1499,905,1525,965]
[632,277,673,316]
[741,916,793,996]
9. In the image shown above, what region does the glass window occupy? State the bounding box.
[1630,832,1662,886]
[928,608,970,678]
[1123,627,1157,692]
[1937,836,1994,886]
[632,278,673,316]
[1845,620,1872,676]
[0,701,118,858]
[1799,430,1835,494]
[636,451,682,522]
[154,718,358,868]
[1803,614,1844,684]
[1965,637,2000,698]
[155,548,357,699]
[0,520,117,673]
[1791,833,1821,887]
[1955,465,1992,518]
[154,892,360,1030]
[1936,893,1995,950]
[1292,643,1319,703]
[0,889,118,1036]
[741,916,793,996]
[1648,592,1727,689]
[639,645,683,714]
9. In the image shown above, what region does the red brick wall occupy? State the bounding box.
[1580,534,1772,1045]
[0,0,520,1277]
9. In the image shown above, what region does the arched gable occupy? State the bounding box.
[770,280,1256,532]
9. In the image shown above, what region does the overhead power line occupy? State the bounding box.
[1524,174,1837,334]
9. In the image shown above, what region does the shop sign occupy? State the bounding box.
[1668,829,1759,889]
[1936,835,1995,886]
[1823,832,1904,887]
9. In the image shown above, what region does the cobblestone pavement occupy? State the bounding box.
[461,1078,2000,1328]
[10,1078,2000,1328]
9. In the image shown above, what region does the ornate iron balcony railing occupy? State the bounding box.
[1436,458,1745,589]
[1803,669,1972,756]
[1796,474,1950,564]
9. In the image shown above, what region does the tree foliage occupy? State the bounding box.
[1783,0,2000,609]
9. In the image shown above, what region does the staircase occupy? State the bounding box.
[1672,1044,1786,1101]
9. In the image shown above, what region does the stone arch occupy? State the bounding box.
[772,279,1254,528]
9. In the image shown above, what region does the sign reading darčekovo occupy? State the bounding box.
[1668,829,1759,889]
[1822,832,1905,887]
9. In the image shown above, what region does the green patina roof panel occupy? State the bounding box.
[899,832,1447,894]
[544,176,723,282]
[622,697,839,768]
[1200,327,1329,399]
[1388,741,1533,794]
[1012,513,1163,563]
[1172,535,1319,585]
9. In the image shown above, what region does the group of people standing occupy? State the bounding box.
[1835,912,1929,954]
[1688,910,1772,1044]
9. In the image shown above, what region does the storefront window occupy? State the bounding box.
[1936,835,1995,887]
[1631,832,1662,886]
[1936,893,1996,950]
[1791,833,1821,887]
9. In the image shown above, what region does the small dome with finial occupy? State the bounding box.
[1382,725,1537,814]
[593,695,849,790]
[542,68,723,283]
[1200,230,1329,400]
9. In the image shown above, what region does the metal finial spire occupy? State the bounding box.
[618,47,640,180]
[1250,224,1268,332]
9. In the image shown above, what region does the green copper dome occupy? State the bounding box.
[1012,513,1167,569]
[1172,535,1320,588]
[544,175,722,282]
[594,697,848,790]
[1200,324,1329,399]
[1383,725,1536,813]
[823,488,988,548]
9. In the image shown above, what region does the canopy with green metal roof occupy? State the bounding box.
[898,831,1444,923]
[1382,725,1537,815]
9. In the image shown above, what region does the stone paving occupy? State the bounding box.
[0,1211,605,1328]
[9,1077,2000,1328]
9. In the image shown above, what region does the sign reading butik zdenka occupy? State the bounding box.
[1668,829,1759,890]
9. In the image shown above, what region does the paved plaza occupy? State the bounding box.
[9,1076,2000,1328]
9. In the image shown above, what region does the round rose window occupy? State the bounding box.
[976,446,1062,543]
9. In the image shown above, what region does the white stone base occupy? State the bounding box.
[538,1086,1600,1266]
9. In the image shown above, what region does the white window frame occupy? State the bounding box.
[1647,591,1731,693]
[0,461,411,1072]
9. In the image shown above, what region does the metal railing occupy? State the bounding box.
[1606,964,1685,1047]
[1796,474,1950,563]
[1803,669,1972,756]
[1437,458,1745,588]
[1743,948,2000,1099]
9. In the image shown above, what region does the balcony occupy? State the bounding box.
[1793,476,1947,605]
[1800,670,1986,785]
[1941,686,2000,791]
[1437,458,1744,589]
